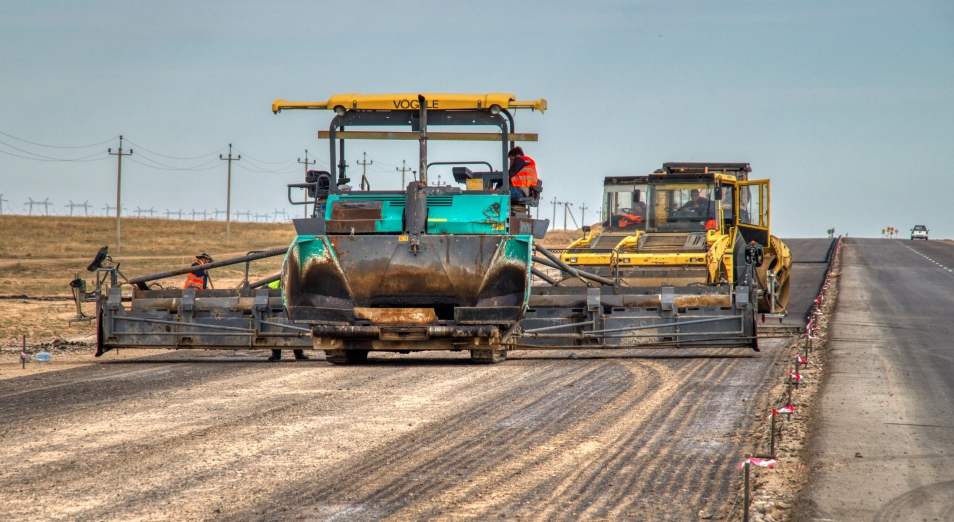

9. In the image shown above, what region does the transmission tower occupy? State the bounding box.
[273,208,289,222]
[25,198,37,215]
[213,209,227,220]
[39,198,54,216]
[0,194,8,215]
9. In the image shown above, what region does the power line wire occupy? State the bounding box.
[126,157,223,171]
[233,162,300,174]
[123,138,225,160]
[239,156,299,171]
[0,130,116,149]
[131,154,222,170]
[0,146,109,162]
[232,148,299,165]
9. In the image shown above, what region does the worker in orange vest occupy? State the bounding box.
[183,253,214,290]
[507,146,538,199]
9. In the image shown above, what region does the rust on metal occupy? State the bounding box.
[353,307,438,325]
[673,295,731,307]
[325,200,382,234]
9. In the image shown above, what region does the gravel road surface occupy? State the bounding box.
[800,238,954,520]
[0,240,833,521]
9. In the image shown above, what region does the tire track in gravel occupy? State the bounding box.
[0,352,296,424]
[527,355,743,520]
[0,357,578,521]
[0,343,787,521]
[241,348,779,521]
[241,360,645,521]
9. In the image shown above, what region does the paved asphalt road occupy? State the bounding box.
[800,239,954,520]
[772,238,834,331]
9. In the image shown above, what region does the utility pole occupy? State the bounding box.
[396,160,412,189]
[579,203,588,228]
[109,135,133,252]
[562,201,568,230]
[357,152,372,191]
[551,197,559,231]
[298,149,316,217]
[219,144,240,242]
[565,203,579,229]
[0,194,7,215]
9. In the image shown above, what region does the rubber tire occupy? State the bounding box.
[470,349,507,364]
[325,349,370,365]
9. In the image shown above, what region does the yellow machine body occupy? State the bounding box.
[561,163,791,313]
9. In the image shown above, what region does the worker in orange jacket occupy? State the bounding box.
[183,253,214,290]
[507,146,538,199]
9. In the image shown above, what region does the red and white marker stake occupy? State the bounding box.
[739,457,776,469]
[771,405,795,416]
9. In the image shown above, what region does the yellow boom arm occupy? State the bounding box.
[272,93,547,114]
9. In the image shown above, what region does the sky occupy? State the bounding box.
[1,0,952,238]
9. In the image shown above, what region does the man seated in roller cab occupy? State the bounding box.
[678,189,719,224]
[506,146,540,200]
[679,189,710,215]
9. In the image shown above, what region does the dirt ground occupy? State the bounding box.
[0,341,796,521]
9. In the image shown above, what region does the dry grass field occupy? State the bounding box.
[0,215,588,348]
[0,215,296,296]
[0,215,296,347]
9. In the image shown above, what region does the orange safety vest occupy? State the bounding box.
[619,213,643,228]
[183,262,206,290]
[510,156,538,188]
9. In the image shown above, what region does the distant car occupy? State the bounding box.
[911,225,929,240]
